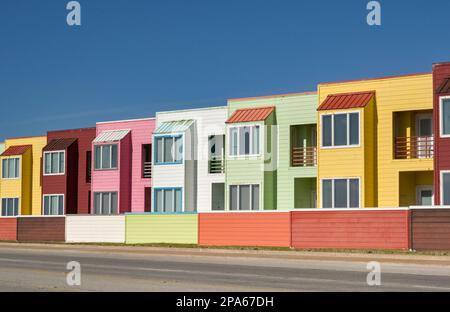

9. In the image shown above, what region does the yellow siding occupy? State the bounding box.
[0,155,23,210]
[318,74,434,207]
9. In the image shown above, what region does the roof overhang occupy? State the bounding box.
[93,129,130,143]
[226,106,275,124]
[317,91,375,111]
[437,77,450,95]
[1,145,32,157]
[154,120,194,134]
[43,138,77,152]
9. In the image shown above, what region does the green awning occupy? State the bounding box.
[154,120,194,134]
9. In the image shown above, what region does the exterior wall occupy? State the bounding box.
[198,212,291,247]
[318,74,433,207]
[125,214,198,244]
[17,216,65,241]
[0,218,17,241]
[227,93,317,210]
[411,208,450,250]
[66,215,125,243]
[291,209,410,250]
[47,128,96,214]
[433,63,450,204]
[1,136,47,215]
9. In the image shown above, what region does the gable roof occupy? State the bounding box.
[1,145,32,157]
[43,138,77,152]
[437,77,450,94]
[93,129,130,143]
[318,91,375,111]
[154,120,195,134]
[226,106,275,124]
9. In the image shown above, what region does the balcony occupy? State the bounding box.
[394,136,434,159]
[291,146,317,167]
[143,161,152,178]
[209,157,225,174]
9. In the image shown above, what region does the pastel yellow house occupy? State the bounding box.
[317,73,434,208]
[0,136,47,216]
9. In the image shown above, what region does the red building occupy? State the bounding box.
[41,128,96,215]
[433,62,450,205]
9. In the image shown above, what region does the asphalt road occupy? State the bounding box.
[0,244,450,292]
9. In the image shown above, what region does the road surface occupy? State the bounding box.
[0,243,450,291]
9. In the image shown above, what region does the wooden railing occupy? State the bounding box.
[292,146,317,167]
[209,158,225,174]
[143,162,152,178]
[395,136,434,159]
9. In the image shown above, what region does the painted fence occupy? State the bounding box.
[410,208,450,251]
[291,209,410,250]
[66,215,125,243]
[198,212,291,247]
[125,214,198,244]
[17,216,66,242]
[0,218,17,241]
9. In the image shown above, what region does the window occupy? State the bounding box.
[1,198,19,216]
[93,192,118,214]
[321,178,360,208]
[440,97,450,136]
[228,125,260,156]
[321,112,360,147]
[2,158,20,179]
[229,184,260,210]
[154,136,183,164]
[142,144,152,178]
[86,151,92,183]
[43,195,64,215]
[94,144,118,170]
[441,172,450,205]
[44,151,65,175]
[153,188,182,212]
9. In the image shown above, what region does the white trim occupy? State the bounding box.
[1,157,21,180]
[320,111,361,149]
[320,177,362,208]
[439,96,450,138]
[42,194,65,215]
[96,117,155,125]
[94,144,118,170]
[0,197,20,217]
[415,185,434,206]
[440,170,450,205]
[43,150,66,176]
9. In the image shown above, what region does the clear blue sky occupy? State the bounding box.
[0,0,449,140]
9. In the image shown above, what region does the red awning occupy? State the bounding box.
[437,77,450,94]
[43,138,77,152]
[1,145,32,157]
[226,106,275,123]
[318,91,375,111]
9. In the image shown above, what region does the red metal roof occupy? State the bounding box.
[317,91,375,111]
[43,138,77,152]
[226,106,275,123]
[1,145,32,157]
[437,77,450,94]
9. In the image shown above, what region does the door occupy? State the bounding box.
[416,185,434,206]
[415,114,433,158]
[144,187,151,212]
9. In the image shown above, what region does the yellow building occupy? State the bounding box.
[317,73,434,208]
[0,136,47,216]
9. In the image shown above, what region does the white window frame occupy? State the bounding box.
[1,157,20,180]
[1,197,20,216]
[440,170,450,205]
[94,144,118,170]
[228,124,262,158]
[415,185,434,206]
[93,192,118,215]
[439,96,450,138]
[43,150,65,176]
[320,111,361,149]
[320,177,361,208]
[153,188,183,212]
[42,194,65,215]
[228,183,261,211]
[154,134,184,165]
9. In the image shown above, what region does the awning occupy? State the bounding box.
[1,145,32,157]
[154,120,194,134]
[43,138,77,152]
[226,106,275,124]
[93,129,130,143]
[318,91,375,111]
[437,77,450,94]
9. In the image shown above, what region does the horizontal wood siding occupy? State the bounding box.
[198,212,291,247]
[66,215,125,243]
[126,214,198,244]
[411,209,450,250]
[0,218,17,241]
[291,210,409,250]
[17,217,65,242]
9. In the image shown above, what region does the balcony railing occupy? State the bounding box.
[143,161,152,178]
[209,157,225,174]
[395,136,434,159]
[291,146,317,167]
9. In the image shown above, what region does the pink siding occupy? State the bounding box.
[92,119,155,213]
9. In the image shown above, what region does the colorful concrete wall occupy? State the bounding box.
[125,214,198,244]
[17,216,65,242]
[66,215,125,243]
[0,218,17,241]
[410,208,450,250]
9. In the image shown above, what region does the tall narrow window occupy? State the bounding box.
[86,151,92,183]
[230,128,238,156]
[441,172,450,205]
[333,115,347,146]
[44,151,65,175]
[142,144,152,178]
[441,98,450,136]
[322,180,332,208]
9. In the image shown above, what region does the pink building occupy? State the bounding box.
[91,118,155,214]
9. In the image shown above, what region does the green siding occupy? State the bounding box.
[125,214,198,244]
[227,93,318,210]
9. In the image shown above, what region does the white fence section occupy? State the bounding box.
[66,215,125,243]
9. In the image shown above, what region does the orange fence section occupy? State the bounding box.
[0,218,17,241]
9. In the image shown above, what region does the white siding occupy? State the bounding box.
[66,215,125,243]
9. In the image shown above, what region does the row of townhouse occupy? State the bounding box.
[1,61,450,217]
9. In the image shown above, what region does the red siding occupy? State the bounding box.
[119,134,132,213]
[433,63,450,205]
[0,218,17,241]
[198,212,291,247]
[411,209,450,251]
[291,210,410,250]
[17,217,65,242]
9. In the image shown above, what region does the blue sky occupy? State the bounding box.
[0,0,449,140]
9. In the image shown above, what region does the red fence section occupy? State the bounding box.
[411,208,450,251]
[291,210,410,250]
[0,218,17,241]
[199,212,291,247]
[17,217,65,242]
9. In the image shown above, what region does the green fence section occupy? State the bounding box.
[125,214,198,244]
